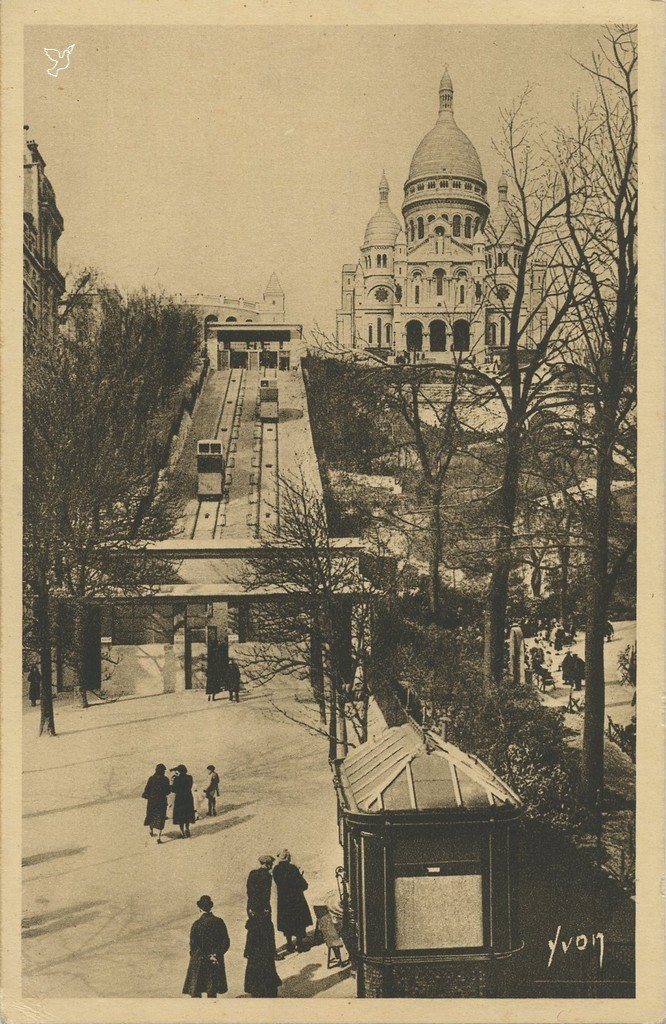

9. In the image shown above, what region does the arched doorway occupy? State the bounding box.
[204,314,217,340]
[406,320,423,355]
[429,320,447,352]
[453,319,470,351]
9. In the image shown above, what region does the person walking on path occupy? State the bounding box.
[204,765,220,817]
[27,664,41,707]
[247,855,274,916]
[560,650,575,689]
[605,620,615,642]
[569,653,586,692]
[243,911,282,998]
[171,764,196,838]
[226,658,241,702]
[182,895,230,999]
[142,763,171,843]
[272,849,313,953]
[205,663,222,702]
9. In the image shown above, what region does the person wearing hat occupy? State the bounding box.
[246,855,274,917]
[204,765,220,817]
[272,849,312,953]
[142,764,171,843]
[170,764,195,838]
[182,896,230,999]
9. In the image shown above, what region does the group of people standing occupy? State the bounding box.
[142,763,220,842]
[182,850,313,999]
[206,654,242,703]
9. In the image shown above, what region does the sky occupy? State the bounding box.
[25,24,603,335]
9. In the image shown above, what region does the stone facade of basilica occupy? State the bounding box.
[336,70,547,365]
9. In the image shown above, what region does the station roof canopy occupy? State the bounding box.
[335,724,521,816]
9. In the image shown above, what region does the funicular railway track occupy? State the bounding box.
[190,369,245,539]
[255,365,280,537]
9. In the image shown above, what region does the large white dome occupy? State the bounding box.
[408,69,484,183]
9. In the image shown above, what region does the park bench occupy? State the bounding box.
[607,715,636,762]
[313,904,347,968]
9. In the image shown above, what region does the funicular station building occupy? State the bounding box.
[176,272,303,372]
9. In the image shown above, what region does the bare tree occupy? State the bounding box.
[244,470,374,759]
[558,26,637,806]
[24,283,200,729]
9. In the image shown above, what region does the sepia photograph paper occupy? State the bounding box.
[1,2,664,1022]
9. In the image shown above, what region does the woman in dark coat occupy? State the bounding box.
[272,849,312,953]
[171,764,195,838]
[142,763,171,843]
[244,911,281,998]
[183,895,230,998]
[27,664,41,706]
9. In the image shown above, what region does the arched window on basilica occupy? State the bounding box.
[464,216,472,238]
[434,269,445,296]
[452,215,461,237]
[487,322,497,346]
[417,217,424,239]
[368,324,373,344]
[409,220,415,242]
[376,254,382,267]
[475,282,482,301]
[500,316,506,346]
[382,254,388,268]
[459,284,465,304]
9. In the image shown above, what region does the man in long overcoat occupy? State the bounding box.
[272,849,312,952]
[183,895,230,998]
[227,658,241,702]
[247,855,274,916]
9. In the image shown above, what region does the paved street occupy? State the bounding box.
[22,659,355,999]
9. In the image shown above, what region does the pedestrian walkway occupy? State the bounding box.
[22,660,355,999]
[535,620,636,729]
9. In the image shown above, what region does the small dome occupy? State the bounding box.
[363,174,401,246]
[487,192,522,245]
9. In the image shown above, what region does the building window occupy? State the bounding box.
[440,180,448,188]
[368,324,373,344]
[453,180,461,189]
[376,254,381,267]
[386,323,392,346]
[417,218,424,239]
[514,252,520,267]
[428,215,436,224]
[500,317,506,346]
[377,317,382,342]
[474,218,480,234]
[464,182,473,191]
[417,183,425,191]
[486,254,492,268]
[382,254,388,268]
[487,322,497,345]
[459,285,465,304]
[428,180,436,189]
[434,269,444,296]
[453,216,461,237]
[475,282,482,300]
[414,284,420,304]
[410,221,415,242]
[464,217,472,239]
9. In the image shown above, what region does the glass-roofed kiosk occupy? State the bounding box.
[333,722,523,998]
